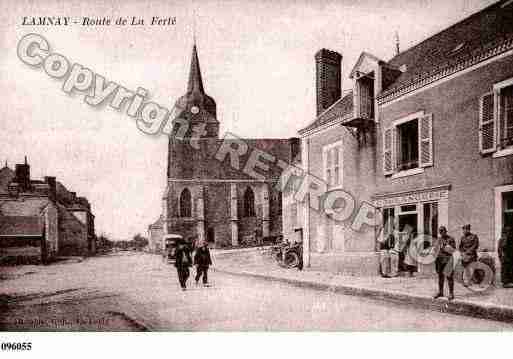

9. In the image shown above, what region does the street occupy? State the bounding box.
[2,251,513,331]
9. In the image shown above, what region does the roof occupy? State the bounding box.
[382,0,513,95]
[56,181,72,204]
[349,52,385,79]
[188,44,204,93]
[56,202,87,230]
[0,198,49,217]
[174,44,217,120]
[0,166,15,194]
[149,215,163,229]
[0,216,43,236]
[299,91,354,134]
[168,137,296,181]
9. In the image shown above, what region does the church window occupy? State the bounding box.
[179,188,192,217]
[243,187,255,217]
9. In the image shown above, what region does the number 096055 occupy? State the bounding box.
[1,342,32,351]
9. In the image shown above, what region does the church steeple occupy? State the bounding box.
[187,45,205,94]
[172,43,218,138]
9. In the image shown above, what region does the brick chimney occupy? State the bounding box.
[45,176,56,202]
[315,49,342,116]
[15,156,30,192]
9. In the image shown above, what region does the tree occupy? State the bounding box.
[96,233,114,252]
[132,233,149,250]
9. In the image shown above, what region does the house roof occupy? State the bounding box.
[0,216,43,236]
[299,91,354,134]
[0,198,49,217]
[349,52,385,79]
[149,215,163,229]
[382,0,513,95]
[56,202,87,230]
[299,1,513,134]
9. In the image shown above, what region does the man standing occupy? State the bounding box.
[459,224,480,287]
[499,227,513,288]
[459,224,479,266]
[175,239,192,291]
[194,241,212,287]
[434,226,456,300]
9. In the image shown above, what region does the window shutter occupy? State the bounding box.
[419,113,433,167]
[479,92,496,154]
[383,127,394,175]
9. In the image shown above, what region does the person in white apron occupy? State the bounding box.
[379,233,395,278]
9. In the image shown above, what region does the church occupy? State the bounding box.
[153,44,300,248]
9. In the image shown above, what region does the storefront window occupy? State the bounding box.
[401,205,416,212]
[383,207,395,237]
[423,202,438,239]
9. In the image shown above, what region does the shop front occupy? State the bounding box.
[372,185,451,273]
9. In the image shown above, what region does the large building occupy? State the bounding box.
[291,0,513,275]
[160,44,300,248]
[147,215,164,253]
[0,158,96,263]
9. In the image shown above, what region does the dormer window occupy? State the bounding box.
[355,71,374,120]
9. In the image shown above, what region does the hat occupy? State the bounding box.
[462,224,471,230]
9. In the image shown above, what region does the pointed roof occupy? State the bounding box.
[174,44,217,120]
[187,45,205,93]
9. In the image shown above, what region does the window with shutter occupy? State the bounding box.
[479,92,496,154]
[397,120,419,171]
[499,85,513,149]
[385,110,433,177]
[383,128,393,175]
[419,114,433,167]
[323,141,343,187]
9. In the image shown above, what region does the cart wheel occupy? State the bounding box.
[284,251,300,268]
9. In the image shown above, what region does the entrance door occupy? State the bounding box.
[207,227,215,244]
[503,192,513,232]
[397,205,418,271]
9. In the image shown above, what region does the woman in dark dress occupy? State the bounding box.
[499,227,513,288]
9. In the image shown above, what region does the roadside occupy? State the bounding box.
[212,247,513,324]
[0,288,145,331]
[0,253,153,331]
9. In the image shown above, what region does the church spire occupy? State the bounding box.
[187,44,205,93]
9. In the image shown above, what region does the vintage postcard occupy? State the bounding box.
[1,0,513,348]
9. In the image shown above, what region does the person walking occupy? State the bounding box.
[434,226,456,300]
[194,241,212,287]
[175,239,192,291]
[499,226,513,288]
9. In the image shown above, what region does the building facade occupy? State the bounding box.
[148,215,164,253]
[0,158,96,263]
[292,0,513,275]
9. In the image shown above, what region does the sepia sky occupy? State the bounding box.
[0,0,496,240]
